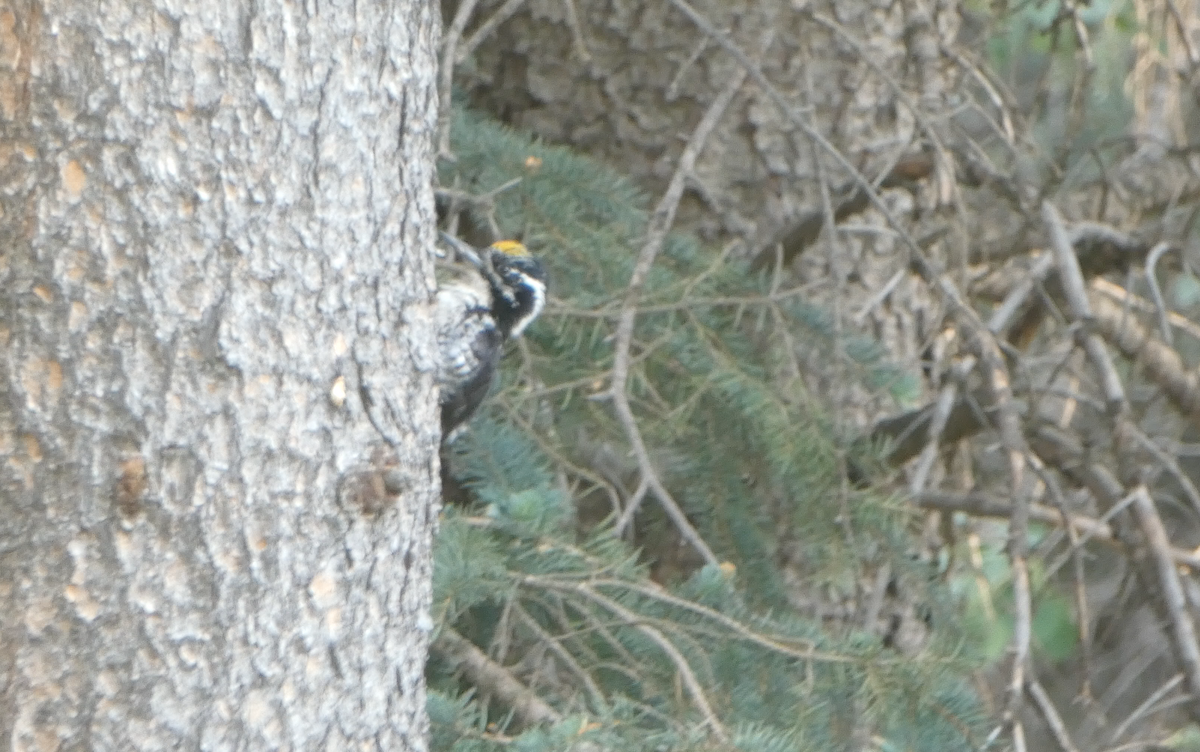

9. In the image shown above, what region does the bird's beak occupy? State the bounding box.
[438,231,485,270]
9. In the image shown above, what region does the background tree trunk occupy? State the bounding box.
[443,0,1200,745]
[460,0,961,426]
[0,0,441,748]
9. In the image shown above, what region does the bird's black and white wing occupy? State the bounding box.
[435,280,505,435]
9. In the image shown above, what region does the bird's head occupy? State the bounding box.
[485,241,548,338]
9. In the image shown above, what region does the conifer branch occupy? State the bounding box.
[433,626,563,727]
[514,604,609,713]
[539,580,730,741]
[607,38,757,564]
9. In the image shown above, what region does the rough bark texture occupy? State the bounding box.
[0,0,441,748]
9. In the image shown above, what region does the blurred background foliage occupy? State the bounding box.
[430,0,1200,747]
[432,107,982,751]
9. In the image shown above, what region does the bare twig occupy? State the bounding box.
[436,178,524,240]
[561,0,592,64]
[1027,678,1082,752]
[666,36,710,102]
[1109,672,1185,744]
[1129,486,1200,705]
[1128,424,1200,519]
[1005,545,1033,734]
[1164,0,1200,67]
[911,357,978,492]
[1043,201,1127,411]
[608,36,761,564]
[852,268,906,325]
[1033,457,1094,698]
[942,45,1017,146]
[987,254,1056,337]
[457,0,530,64]
[1144,241,1174,344]
[514,605,609,713]
[437,0,483,157]
[914,492,1200,578]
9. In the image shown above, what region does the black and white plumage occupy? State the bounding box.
[436,234,548,438]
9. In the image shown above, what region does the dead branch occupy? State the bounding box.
[1030,424,1200,724]
[1129,486,1200,708]
[913,490,1200,570]
[1091,292,1200,424]
[438,0,484,157]
[608,32,762,564]
[456,0,530,65]
[1027,678,1082,752]
[1091,277,1200,342]
[1043,202,1126,411]
[514,604,609,713]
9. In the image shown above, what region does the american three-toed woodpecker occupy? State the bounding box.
[435,233,548,437]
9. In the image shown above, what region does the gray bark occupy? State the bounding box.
[0,0,442,749]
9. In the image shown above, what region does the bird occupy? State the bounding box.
[435,232,548,439]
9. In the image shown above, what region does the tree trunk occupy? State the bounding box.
[0,0,441,748]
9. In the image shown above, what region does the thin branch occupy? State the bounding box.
[1109,672,1185,744]
[561,0,591,64]
[608,36,761,561]
[1092,291,1200,422]
[1164,0,1200,67]
[911,357,977,492]
[1026,678,1081,752]
[1144,242,1174,344]
[1043,201,1127,411]
[437,0,483,157]
[987,253,1055,337]
[514,605,609,713]
[852,268,906,325]
[1091,277,1200,342]
[457,0,530,64]
[1128,424,1200,520]
[550,580,729,741]
[1129,486,1200,705]
[913,492,1200,576]
[1032,457,1094,698]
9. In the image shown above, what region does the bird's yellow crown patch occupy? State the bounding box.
[490,240,529,256]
